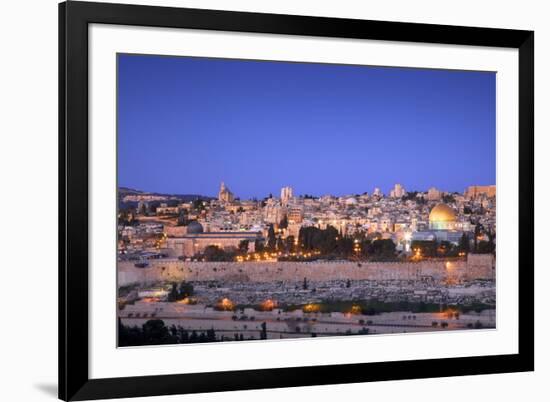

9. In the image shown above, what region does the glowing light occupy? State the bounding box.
[216,298,235,311]
[303,303,321,313]
[141,297,160,303]
[349,305,362,315]
[260,299,277,311]
[177,297,195,305]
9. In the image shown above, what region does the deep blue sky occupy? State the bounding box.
[118,54,495,199]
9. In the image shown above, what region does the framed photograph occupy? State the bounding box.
[59,1,534,400]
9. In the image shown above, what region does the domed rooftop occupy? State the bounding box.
[429,203,457,223]
[186,220,204,234]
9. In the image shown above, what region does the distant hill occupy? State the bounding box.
[118,186,143,195]
[118,186,214,202]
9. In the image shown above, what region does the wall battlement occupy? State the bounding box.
[118,254,495,286]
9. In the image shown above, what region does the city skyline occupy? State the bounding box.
[118,54,496,199]
[120,182,494,201]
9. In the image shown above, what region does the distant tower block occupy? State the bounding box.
[390,184,406,198]
[427,187,441,201]
[218,182,235,203]
[280,186,293,205]
[465,185,496,199]
[373,187,382,197]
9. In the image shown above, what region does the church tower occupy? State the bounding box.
[218,182,235,203]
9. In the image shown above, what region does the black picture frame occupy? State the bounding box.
[59,1,534,400]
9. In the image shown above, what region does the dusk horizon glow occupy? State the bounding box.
[118,54,496,199]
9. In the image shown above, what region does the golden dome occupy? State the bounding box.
[429,203,456,223]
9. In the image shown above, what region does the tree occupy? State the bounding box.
[238,240,249,254]
[203,245,233,261]
[458,233,470,253]
[298,225,339,254]
[483,230,496,254]
[411,240,437,258]
[267,224,276,250]
[367,239,397,261]
[437,240,454,257]
[192,199,205,211]
[178,281,194,299]
[477,240,494,254]
[276,236,285,251]
[402,191,419,201]
[442,194,455,203]
[177,210,189,226]
[474,223,482,252]
[118,317,129,343]
[167,283,179,302]
[138,202,147,215]
[206,328,217,342]
[336,237,354,256]
[285,236,295,253]
[254,238,264,252]
[142,320,173,345]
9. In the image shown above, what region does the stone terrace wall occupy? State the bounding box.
[118,255,495,286]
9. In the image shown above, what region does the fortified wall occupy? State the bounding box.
[118,254,495,286]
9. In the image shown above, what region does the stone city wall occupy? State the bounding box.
[118,254,495,286]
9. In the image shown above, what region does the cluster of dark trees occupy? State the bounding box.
[298,225,397,261]
[167,281,194,302]
[192,199,207,211]
[260,224,295,253]
[299,226,346,254]
[360,238,397,261]
[118,319,268,346]
[401,191,421,202]
[118,319,217,346]
[282,300,493,316]
[475,239,496,254]
[411,229,495,258]
[176,210,190,226]
[400,192,457,204]
[195,224,494,263]
[474,225,496,254]
[198,245,236,262]
[411,240,461,258]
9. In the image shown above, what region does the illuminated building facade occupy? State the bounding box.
[411,203,470,245]
[280,186,293,205]
[165,221,262,257]
[218,182,235,203]
[427,187,441,201]
[390,183,406,198]
[465,185,496,199]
